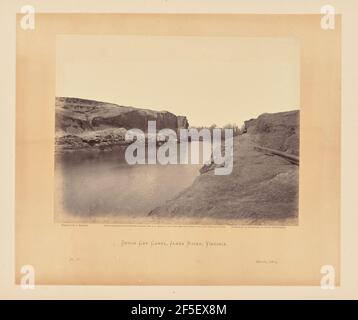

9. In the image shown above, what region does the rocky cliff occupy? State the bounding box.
[244,110,299,156]
[55,97,189,152]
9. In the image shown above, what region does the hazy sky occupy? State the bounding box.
[56,35,299,127]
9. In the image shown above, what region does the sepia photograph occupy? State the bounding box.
[55,35,300,225]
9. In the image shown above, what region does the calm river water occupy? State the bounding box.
[55,141,208,220]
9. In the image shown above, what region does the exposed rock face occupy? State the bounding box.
[55,97,189,152]
[177,116,189,130]
[244,110,299,156]
[243,118,257,131]
[56,97,185,133]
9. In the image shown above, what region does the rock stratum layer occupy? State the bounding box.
[244,110,299,156]
[55,97,189,152]
[149,110,299,225]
